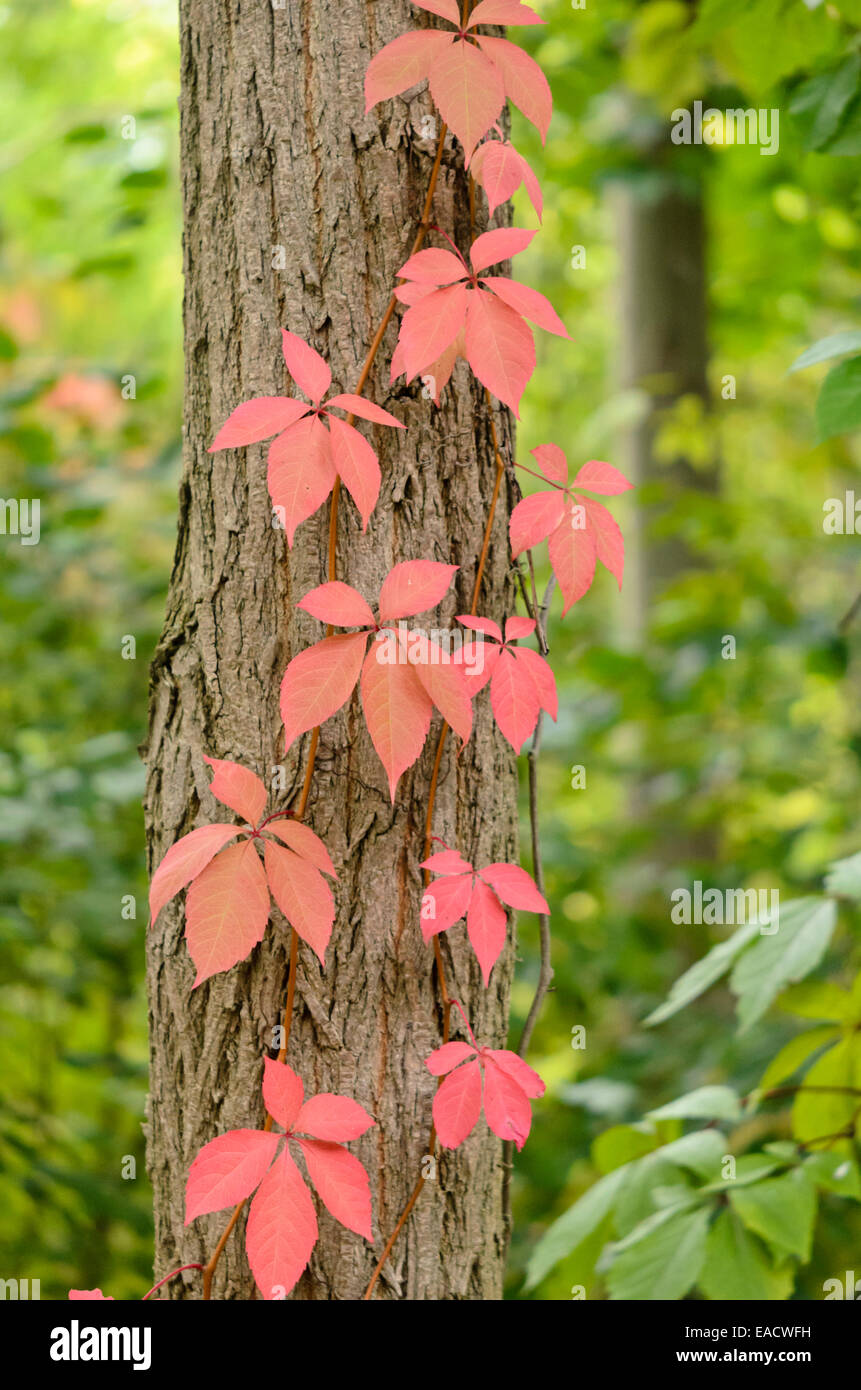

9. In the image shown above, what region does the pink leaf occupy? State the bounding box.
[246,1147,318,1300]
[203,756,267,828]
[509,489,566,557]
[327,415,381,532]
[482,1054,533,1148]
[69,1289,114,1300]
[280,632,368,748]
[296,1095,375,1142]
[397,247,466,285]
[480,861,549,913]
[185,1129,280,1222]
[457,634,498,695]
[364,30,451,110]
[518,150,543,220]
[399,283,468,380]
[464,287,535,416]
[149,823,242,926]
[420,872,474,939]
[264,841,334,965]
[360,647,433,800]
[490,646,541,751]
[548,510,598,614]
[280,329,331,404]
[412,0,461,22]
[298,580,376,630]
[394,281,437,306]
[482,276,569,338]
[476,35,552,142]
[512,645,557,719]
[378,560,458,621]
[469,227,534,273]
[262,1057,305,1132]
[482,1047,545,1099]
[425,1040,477,1076]
[428,36,505,157]
[405,630,473,743]
[433,1057,483,1148]
[531,442,568,482]
[467,0,546,26]
[185,839,270,986]
[467,877,509,984]
[267,413,337,547]
[209,397,310,451]
[505,615,535,641]
[457,614,503,643]
[581,494,624,587]
[265,820,336,878]
[325,394,405,428]
[572,458,633,495]
[420,848,475,875]
[468,142,522,214]
[296,1139,373,1240]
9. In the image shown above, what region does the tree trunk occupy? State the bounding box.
[143,0,517,1300]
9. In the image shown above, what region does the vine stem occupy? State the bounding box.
[200,118,450,1302]
[142,1263,204,1301]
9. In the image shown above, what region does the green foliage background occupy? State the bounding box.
[1,0,859,1299]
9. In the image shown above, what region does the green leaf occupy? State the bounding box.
[792,1034,861,1144]
[788,330,861,373]
[592,1124,658,1175]
[778,981,850,1021]
[758,1025,840,1092]
[729,1168,817,1261]
[816,356,861,442]
[644,920,761,1026]
[605,1206,711,1301]
[700,1154,784,1194]
[699,1210,794,1300]
[825,850,861,900]
[729,897,837,1033]
[804,1150,861,1199]
[646,1085,741,1124]
[524,1164,629,1291]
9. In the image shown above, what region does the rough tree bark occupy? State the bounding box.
[143,0,518,1300]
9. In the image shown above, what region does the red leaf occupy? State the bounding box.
[149,823,242,926]
[482,1047,545,1099]
[327,415,381,531]
[265,820,336,878]
[467,0,546,26]
[457,634,498,695]
[280,632,368,748]
[365,30,451,110]
[405,630,473,743]
[504,615,535,641]
[428,37,505,157]
[420,848,475,875]
[264,841,334,965]
[490,646,541,750]
[378,560,458,621]
[547,510,598,614]
[185,839,270,986]
[69,1289,115,1300]
[399,283,468,380]
[412,0,461,21]
[519,151,543,220]
[203,756,267,827]
[420,872,474,939]
[482,1053,533,1148]
[469,227,534,273]
[185,1129,280,1222]
[281,329,331,404]
[397,247,466,284]
[476,35,552,142]
[464,288,535,416]
[467,877,508,984]
[298,580,375,630]
[433,1057,483,1147]
[469,141,526,217]
[509,489,566,557]
[296,1139,373,1240]
[511,645,557,719]
[480,861,548,913]
[267,413,337,546]
[457,613,502,643]
[572,458,633,495]
[246,1147,318,1300]
[581,494,624,587]
[482,276,569,337]
[425,1040,477,1076]
[295,1095,375,1142]
[209,397,310,451]
[531,442,568,482]
[262,1057,305,1132]
[360,647,433,800]
[325,394,405,428]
